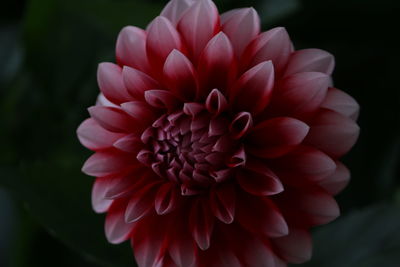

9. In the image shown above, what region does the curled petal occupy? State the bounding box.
[205,88,228,115]
[230,61,274,115]
[178,0,220,61]
[189,198,215,250]
[198,32,236,96]
[164,49,197,101]
[227,145,246,167]
[122,66,160,100]
[97,63,131,104]
[105,199,134,244]
[241,27,293,75]
[319,161,351,195]
[88,106,134,133]
[229,112,253,139]
[125,182,159,223]
[155,182,180,215]
[273,229,312,264]
[222,8,261,58]
[270,72,331,119]
[237,168,283,196]
[77,118,124,151]
[145,90,181,111]
[82,150,134,177]
[247,117,310,158]
[210,183,236,224]
[284,48,335,76]
[116,26,150,73]
[146,16,183,72]
[321,87,360,120]
[160,0,196,26]
[305,109,360,157]
[91,177,113,213]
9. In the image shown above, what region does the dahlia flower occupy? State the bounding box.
[77,0,360,266]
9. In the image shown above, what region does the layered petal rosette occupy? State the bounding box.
[77,0,360,266]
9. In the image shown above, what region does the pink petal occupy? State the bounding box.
[77,118,124,151]
[146,16,183,72]
[321,87,360,120]
[237,194,289,237]
[241,27,293,75]
[103,169,147,199]
[221,8,260,58]
[177,0,220,61]
[319,161,351,195]
[230,61,275,115]
[88,105,134,133]
[144,89,181,111]
[154,182,180,215]
[113,134,143,153]
[96,93,119,107]
[209,183,236,224]
[163,49,197,101]
[160,0,196,26]
[122,66,160,100]
[105,199,134,244]
[229,112,253,139]
[273,229,312,264]
[82,150,133,177]
[120,101,157,123]
[183,102,204,116]
[284,48,335,76]
[205,88,228,115]
[189,199,215,250]
[247,117,310,158]
[237,167,283,196]
[125,182,159,223]
[270,72,330,119]
[116,26,150,73]
[305,109,360,157]
[97,63,131,104]
[91,177,113,213]
[168,220,197,267]
[197,32,236,96]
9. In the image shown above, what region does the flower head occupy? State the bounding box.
[77,0,360,266]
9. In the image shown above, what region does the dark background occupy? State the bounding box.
[1,0,399,266]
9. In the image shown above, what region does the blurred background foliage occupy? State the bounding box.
[0,0,399,266]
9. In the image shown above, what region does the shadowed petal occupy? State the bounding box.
[88,106,135,133]
[105,199,134,244]
[321,87,360,120]
[190,198,215,250]
[113,134,143,153]
[144,89,181,111]
[237,168,283,196]
[122,66,160,100]
[82,150,134,177]
[273,229,312,264]
[210,183,236,224]
[319,161,350,195]
[97,63,131,104]
[155,182,180,215]
[92,177,113,213]
[205,88,228,115]
[125,182,159,223]
[284,48,335,76]
[229,112,253,139]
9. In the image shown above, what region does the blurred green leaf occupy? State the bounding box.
[300,204,400,267]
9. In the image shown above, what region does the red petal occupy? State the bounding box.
[230,61,274,115]
[154,182,180,215]
[88,105,134,133]
[146,16,183,72]
[189,198,215,250]
[221,8,260,58]
[160,0,196,26]
[163,49,197,101]
[177,0,220,61]
[77,118,124,151]
[105,199,134,244]
[125,182,159,223]
[97,63,131,104]
[82,150,133,177]
[144,89,181,111]
[284,48,335,76]
[120,101,157,123]
[122,66,160,100]
[116,26,150,73]
[321,87,360,120]
[247,117,310,158]
[305,109,360,157]
[168,217,197,267]
[113,134,143,153]
[209,183,236,224]
[237,167,283,196]
[270,72,330,119]
[241,27,293,75]
[197,32,236,96]
[319,161,350,195]
[103,169,147,199]
[273,229,312,264]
